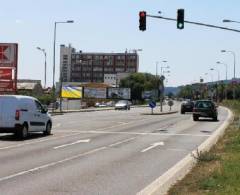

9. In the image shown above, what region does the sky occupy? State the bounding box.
[1,0,240,87]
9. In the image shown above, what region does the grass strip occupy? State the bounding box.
[168,100,240,195]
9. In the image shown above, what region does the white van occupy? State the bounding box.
[0,95,52,139]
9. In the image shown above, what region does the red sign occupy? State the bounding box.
[0,43,18,94]
[0,68,12,80]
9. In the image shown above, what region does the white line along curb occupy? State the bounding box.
[137,106,233,195]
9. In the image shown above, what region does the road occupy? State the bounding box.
[0,104,229,195]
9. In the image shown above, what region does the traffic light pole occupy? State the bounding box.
[147,14,240,33]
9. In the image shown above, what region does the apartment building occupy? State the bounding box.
[60,45,139,83]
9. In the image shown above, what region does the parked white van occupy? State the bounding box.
[0,95,52,139]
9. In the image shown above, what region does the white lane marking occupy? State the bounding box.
[141,142,165,153]
[0,118,139,151]
[117,122,129,125]
[0,129,210,151]
[0,146,107,182]
[53,139,90,149]
[0,136,138,182]
[0,132,83,151]
[63,130,211,137]
[108,137,137,147]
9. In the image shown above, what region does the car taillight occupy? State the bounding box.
[15,110,20,120]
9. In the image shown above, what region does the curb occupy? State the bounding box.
[137,106,233,195]
[141,111,178,115]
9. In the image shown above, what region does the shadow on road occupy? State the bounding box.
[196,119,219,122]
[0,133,52,142]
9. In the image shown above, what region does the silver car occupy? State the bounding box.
[114,100,131,110]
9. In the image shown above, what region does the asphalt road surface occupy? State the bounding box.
[0,105,229,195]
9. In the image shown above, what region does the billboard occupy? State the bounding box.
[84,87,107,99]
[108,88,131,99]
[61,86,83,99]
[0,43,18,94]
[142,90,158,100]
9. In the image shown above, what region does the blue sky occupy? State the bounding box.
[1,0,240,87]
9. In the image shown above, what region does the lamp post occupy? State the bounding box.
[221,49,236,99]
[217,61,228,100]
[204,73,211,82]
[210,68,220,102]
[221,50,236,79]
[159,61,169,112]
[53,20,74,89]
[36,47,47,88]
[53,20,74,112]
[210,68,220,82]
[216,61,228,81]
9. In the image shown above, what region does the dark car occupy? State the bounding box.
[192,100,218,121]
[181,100,194,114]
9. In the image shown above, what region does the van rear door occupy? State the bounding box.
[0,96,18,128]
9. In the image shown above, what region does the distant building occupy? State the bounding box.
[60,44,139,84]
[104,74,117,87]
[17,79,43,96]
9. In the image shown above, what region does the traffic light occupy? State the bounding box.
[177,9,184,29]
[139,11,146,31]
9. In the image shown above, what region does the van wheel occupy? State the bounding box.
[44,122,52,136]
[16,125,28,139]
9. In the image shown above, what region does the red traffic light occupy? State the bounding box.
[139,11,146,31]
[139,11,146,17]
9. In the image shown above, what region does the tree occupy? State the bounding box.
[178,85,194,99]
[120,73,160,101]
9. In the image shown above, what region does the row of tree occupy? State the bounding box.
[178,82,240,101]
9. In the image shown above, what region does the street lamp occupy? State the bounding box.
[160,61,169,76]
[223,19,240,24]
[53,20,74,89]
[128,48,142,53]
[155,60,167,76]
[36,47,47,88]
[210,68,220,102]
[210,68,220,82]
[216,61,228,81]
[163,70,170,75]
[221,50,236,79]
[53,20,74,112]
[159,61,169,112]
[217,61,228,100]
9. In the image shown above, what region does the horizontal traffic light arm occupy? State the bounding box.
[147,14,240,33]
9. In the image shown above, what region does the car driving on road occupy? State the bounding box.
[181,99,194,114]
[0,95,52,139]
[115,100,131,110]
[192,100,218,121]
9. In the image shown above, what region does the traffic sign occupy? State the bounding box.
[149,101,156,108]
[0,43,18,94]
[168,100,174,107]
